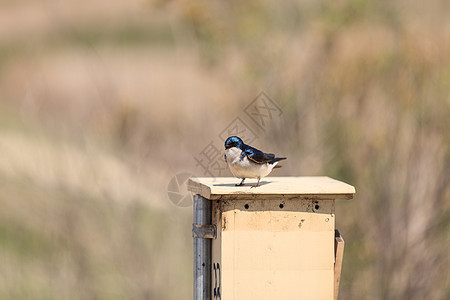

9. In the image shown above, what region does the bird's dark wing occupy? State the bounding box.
[243,145,275,164]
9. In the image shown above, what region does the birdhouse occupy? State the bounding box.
[189,176,355,300]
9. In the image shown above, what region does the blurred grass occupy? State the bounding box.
[0,175,192,299]
[0,0,449,299]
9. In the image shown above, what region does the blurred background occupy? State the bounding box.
[0,0,449,299]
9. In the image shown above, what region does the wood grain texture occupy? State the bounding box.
[188,176,356,200]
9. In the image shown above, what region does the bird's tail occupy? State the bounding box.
[270,157,287,168]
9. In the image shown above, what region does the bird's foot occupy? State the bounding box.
[236,178,245,186]
[250,178,261,188]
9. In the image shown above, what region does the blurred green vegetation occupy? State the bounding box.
[0,0,449,299]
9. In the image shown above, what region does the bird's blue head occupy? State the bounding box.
[225,136,244,150]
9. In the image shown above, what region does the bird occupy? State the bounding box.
[224,136,286,187]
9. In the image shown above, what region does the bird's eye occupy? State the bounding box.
[225,140,239,149]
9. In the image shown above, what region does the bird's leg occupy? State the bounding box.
[251,177,261,188]
[235,178,245,186]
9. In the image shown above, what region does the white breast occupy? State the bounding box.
[225,147,277,179]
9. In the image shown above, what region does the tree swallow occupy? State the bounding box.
[224,136,287,187]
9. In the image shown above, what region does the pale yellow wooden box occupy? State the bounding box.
[188,176,355,300]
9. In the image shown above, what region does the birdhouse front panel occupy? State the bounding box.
[212,198,336,300]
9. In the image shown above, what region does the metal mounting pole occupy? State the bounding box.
[193,194,212,300]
